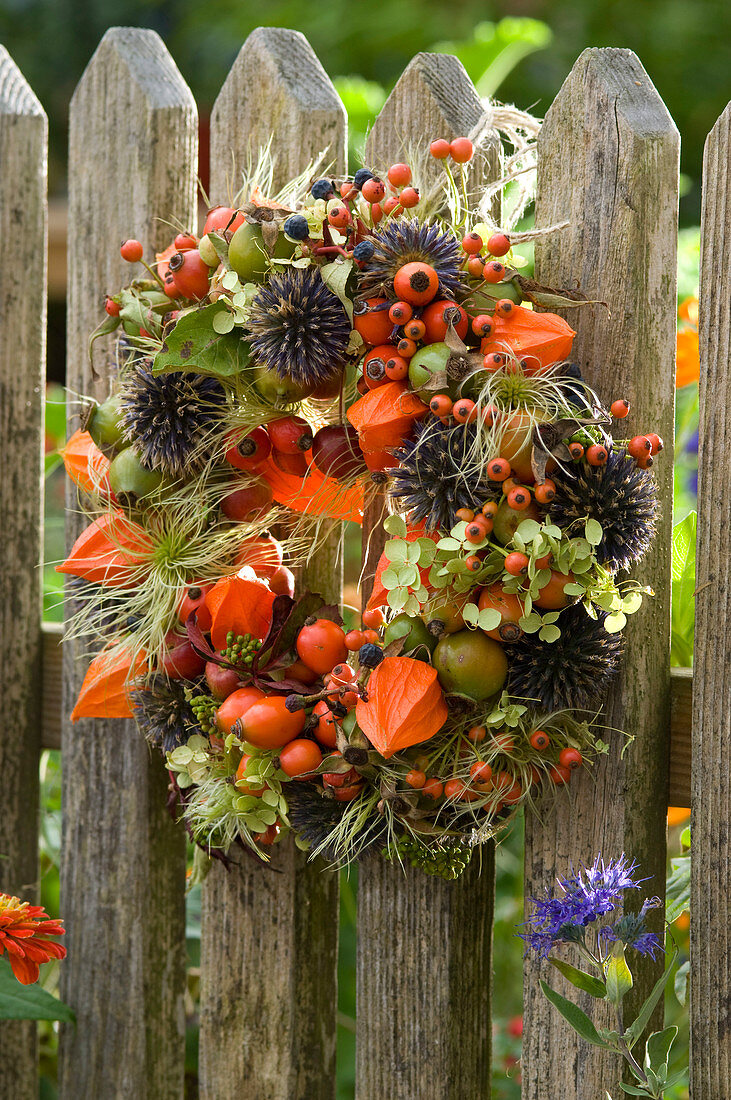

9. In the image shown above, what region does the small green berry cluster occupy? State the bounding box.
[386,835,473,880]
[223,631,262,667]
[186,689,218,736]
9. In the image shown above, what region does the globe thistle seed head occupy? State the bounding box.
[119,366,225,479]
[389,417,492,533]
[248,267,351,387]
[286,783,386,863]
[357,218,464,300]
[507,604,624,712]
[550,450,659,570]
[131,674,201,752]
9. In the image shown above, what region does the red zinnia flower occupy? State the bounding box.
[0,894,66,985]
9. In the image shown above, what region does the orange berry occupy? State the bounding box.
[464,555,482,572]
[422,777,444,798]
[361,177,386,203]
[384,353,409,381]
[568,441,584,460]
[484,352,505,370]
[468,724,487,742]
[507,485,531,510]
[495,299,515,317]
[646,433,664,454]
[453,398,477,423]
[120,238,143,262]
[627,435,652,459]
[328,205,351,230]
[549,764,572,785]
[504,551,529,576]
[455,506,475,522]
[397,337,418,358]
[393,261,439,305]
[383,196,401,215]
[370,202,383,224]
[429,394,453,417]
[362,608,384,629]
[466,256,484,277]
[483,261,506,283]
[534,479,556,504]
[470,761,492,783]
[405,769,426,789]
[586,444,609,466]
[449,137,473,163]
[529,730,550,751]
[610,399,630,418]
[487,457,511,481]
[430,139,451,159]
[461,232,483,255]
[559,747,583,770]
[399,187,420,208]
[471,314,493,337]
[387,163,412,187]
[405,318,426,340]
[362,629,379,644]
[487,232,511,256]
[345,629,366,651]
[481,501,498,517]
[389,300,413,324]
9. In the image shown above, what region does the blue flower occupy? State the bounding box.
[599,897,664,959]
[519,854,654,959]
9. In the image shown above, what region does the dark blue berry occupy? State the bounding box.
[359,642,385,669]
[353,168,375,189]
[562,362,583,380]
[283,214,309,241]
[311,178,335,200]
[353,240,375,261]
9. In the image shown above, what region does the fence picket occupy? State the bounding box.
[522,49,679,1099]
[60,28,196,1098]
[0,45,47,1100]
[199,28,345,1100]
[690,99,731,1098]
[356,53,500,1100]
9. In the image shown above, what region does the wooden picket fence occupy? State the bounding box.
[1,25,728,1100]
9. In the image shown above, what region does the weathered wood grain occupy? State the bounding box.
[0,45,47,1100]
[199,28,345,1100]
[356,53,500,1100]
[523,49,679,1100]
[690,99,731,1099]
[60,28,196,1100]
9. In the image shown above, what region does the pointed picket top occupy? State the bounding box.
[365,51,499,196]
[0,44,45,118]
[0,42,46,1100]
[62,26,195,1100]
[523,47,679,1100]
[691,98,731,1100]
[210,26,346,198]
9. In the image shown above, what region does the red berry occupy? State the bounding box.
[387,163,412,187]
[483,261,506,284]
[549,764,571,785]
[354,297,395,346]
[169,249,211,299]
[471,314,493,337]
[507,486,531,510]
[449,137,474,163]
[627,435,652,459]
[174,232,197,251]
[465,521,487,544]
[225,426,272,471]
[422,777,444,799]
[361,177,386,203]
[453,398,477,423]
[568,441,584,460]
[530,730,550,751]
[383,196,401,215]
[466,256,484,277]
[328,205,352,230]
[396,337,417,358]
[362,608,384,629]
[398,187,420,209]
[487,233,511,256]
[370,202,383,224]
[120,239,143,262]
[430,139,451,159]
[104,297,120,316]
[470,761,493,784]
[405,318,426,340]
[495,299,515,317]
[202,206,244,235]
[559,747,583,770]
[429,394,453,417]
[534,479,556,504]
[268,415,313,454]
[464,555,482,572]
[610,399,630,418]
[389,301,413,324]
[405,769,426,790]
[384,353,409,381]
[487,457,511,481]
[646,433,664,454]
[345,630,366,651]
[461,232,483,255]
[484,353,505,370]
[468,725,487,742]
[393,262,439,306]
[421,300,468,343]
[637,453,654,469]
[504,551,529,576]
[586,444,609,466]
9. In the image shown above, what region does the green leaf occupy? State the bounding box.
[477,608,502,631]
[462,603,479,626]
[621,591,644,615]
[673,959,689,1006]
[539,981,612,1048]
[436,537,460,551]
[645,1025,677,1073]
[383,514,407,537]
[618,1083,654,1096]
[320,259,355,322]
[680,826,691,849]
[605,946,634,1006]
[538,624,561,643]
[584,518,603,545]
[0,959,75,1022]
[384,539,408,563]
[548,957,607,998]
[665,852,690,923]
[516,518,540,541]
[626,952,677,1048]
[416,538,437,564]
[153,304,250,378]
[564,583,586,595]
[671,510,696,666]
[604,611,627,634]
[211,308,235,334]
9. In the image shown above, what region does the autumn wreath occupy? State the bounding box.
[61,127,660,880]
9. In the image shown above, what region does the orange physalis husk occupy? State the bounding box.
[61,429,110,494]
[56,511,153,587]
[71,644,148,722]
[347,382,428,451]
[356,656,448,758]
[205,574,276,651]
[480,305,576,373]
[261,454,363,524]
[366,523,435,611]
[675,328,699,388]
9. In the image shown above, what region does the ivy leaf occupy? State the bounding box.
[604,611,627,634]
[153,303,250,378]
[387,588,407,611]
[519,613,543,633]
[384,514,407,537]
[585,519,603,546]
